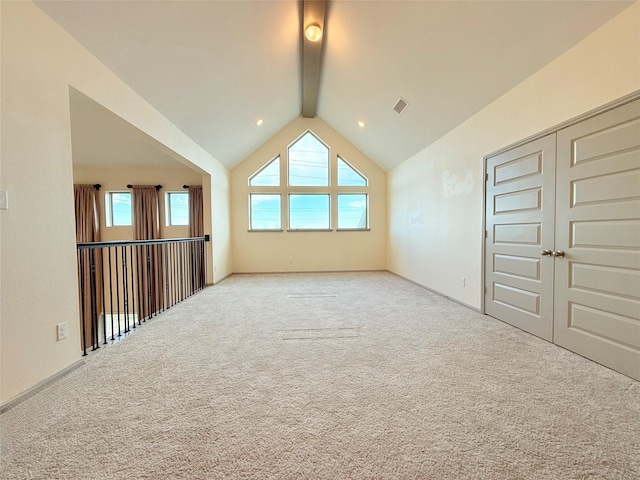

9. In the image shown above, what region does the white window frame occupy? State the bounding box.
[105,191,132,227]
[249,193,282,231]
[287,130,330,187]
[246,130,371,233]
[288,193,331,231]
[337,193,369,230]
[165,191,189,227]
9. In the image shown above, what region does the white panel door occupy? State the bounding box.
[485,134,556,341]
[554,99,640,380]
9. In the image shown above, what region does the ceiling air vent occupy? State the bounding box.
[393,97,409,115]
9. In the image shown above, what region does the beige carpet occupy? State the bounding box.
[1,272,638,479]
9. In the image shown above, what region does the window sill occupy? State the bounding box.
[287,229,333,232]
[336,228,370,232]
[248,229,284,232]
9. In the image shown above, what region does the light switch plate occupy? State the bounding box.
[0,190,8,210]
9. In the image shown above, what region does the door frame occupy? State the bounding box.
[481,90,640,315]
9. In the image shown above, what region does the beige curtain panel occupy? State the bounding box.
[131,185,162,320]
[187,185,205,294]
[131,185,160,241]
[188,185,204,237]
[74,184,101,351]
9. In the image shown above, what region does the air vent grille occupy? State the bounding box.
[393,97,409,115]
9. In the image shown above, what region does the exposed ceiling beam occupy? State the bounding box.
[301,0,326,118]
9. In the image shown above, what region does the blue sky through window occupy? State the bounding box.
[289,194,329,229]
[167,192,189,226]
[288,132,329,186]
[251,194,281,229]
[250,156,280,186]
[338,194,367,229]
[109,192,132,226]
[337,157,367,186]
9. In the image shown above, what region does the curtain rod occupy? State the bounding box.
[127,184,162,191]
[93,184,101,190]
[183,185,189,189]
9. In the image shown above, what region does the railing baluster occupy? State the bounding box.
[89,248,99,351]
[114,247,122,337]
[162,244,171,310]
[123,246,132,332]
[136,244,142,326]
[145,244,151,321]
[79,250,87,356]
[100,248,107,345]
[77,237,208,355]
[108,246,115,341]
[129,244,137,327]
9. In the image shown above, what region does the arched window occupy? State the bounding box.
[247,130,369,231]
[288,131,329,186]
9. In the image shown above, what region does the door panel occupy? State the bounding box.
[554,99,640,380]
[485,133,556,341]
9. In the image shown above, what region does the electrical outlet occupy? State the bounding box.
[56,322,67,341]
[460,277,466,287]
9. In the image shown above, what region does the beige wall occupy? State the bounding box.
[387,3,640,310]
[232,117,386,272]
[73,166,205,241]
[0,1,230,405]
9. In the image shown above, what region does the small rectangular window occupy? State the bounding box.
[250,194,281,230]
[165,192,189,226]
[289,194,330,230]
[105,191,132,227]
[338,194,368,229]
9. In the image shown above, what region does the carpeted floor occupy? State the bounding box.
[1,272,638,479]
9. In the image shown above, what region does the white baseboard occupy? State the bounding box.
[1,359,85,414]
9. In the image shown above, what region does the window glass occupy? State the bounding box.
[337,156,367,186]
[106,192,132,227]
[249,156,280,186]
[166,192,189,226]
[338,194,368,229]
[250,194,281,230]
[288,132,329,186]
[289,194,330,230]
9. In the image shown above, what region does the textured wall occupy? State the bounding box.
[387,3,640,309]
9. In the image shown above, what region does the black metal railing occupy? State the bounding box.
[76,236,208,355]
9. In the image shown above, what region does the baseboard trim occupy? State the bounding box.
[1,359,85,414]
[230,269,386,276]
[387,270,482,313]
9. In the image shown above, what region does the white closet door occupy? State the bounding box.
[554,99,640,380]
[485,134,556,341]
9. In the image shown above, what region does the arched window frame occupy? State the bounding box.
[247,130,370,232]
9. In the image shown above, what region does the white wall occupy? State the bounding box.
[387,3,640,310]
[231,117,386,273]
[0,1,231,405]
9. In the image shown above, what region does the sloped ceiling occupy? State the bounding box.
[69,88,192,170]
[36,0,633,171]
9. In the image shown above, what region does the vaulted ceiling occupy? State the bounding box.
[37,0,633,172]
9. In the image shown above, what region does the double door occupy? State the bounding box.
[485,99,640,380]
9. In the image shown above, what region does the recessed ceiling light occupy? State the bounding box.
[305,24,322,42]
[256,118,264,126]
[358,120,366,128]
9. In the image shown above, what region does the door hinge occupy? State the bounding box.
[485,230,488,238]
[485,172,489,182]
